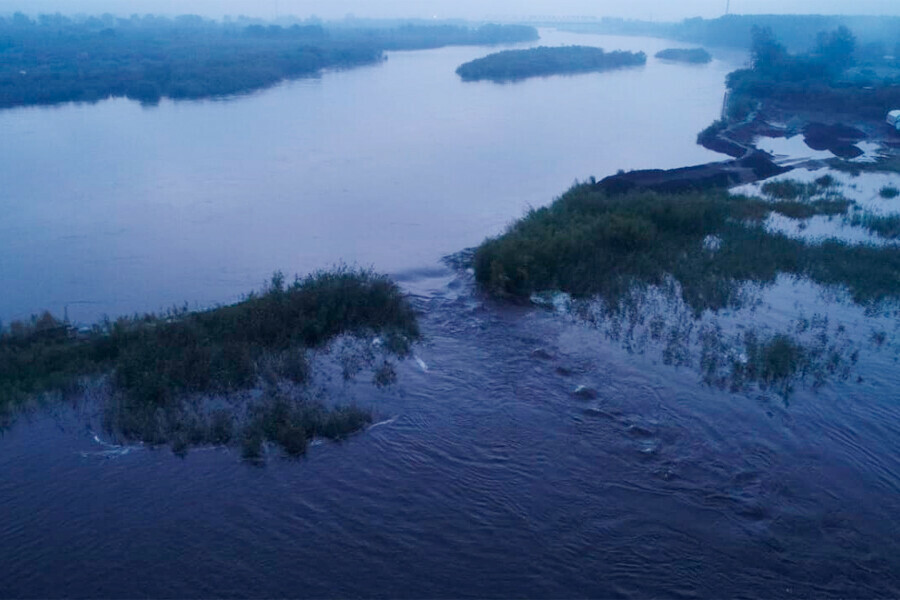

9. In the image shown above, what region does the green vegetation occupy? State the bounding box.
[880,186,900,199]
[849,213,900,239]
[474,183,900,314]
[761,179,819,200]
[0,268,420,456]
[570,14,900,54]
[723,25,900,121]
[456,45,646,82]
[758,177,851,218]
[654,48,711,64]
[240,392,371,460]
[826,155,900,175]
[695,317,855,397]
[0,14,537,108]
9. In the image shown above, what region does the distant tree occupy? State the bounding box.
[750,26,786,71]
[815,26,856,71]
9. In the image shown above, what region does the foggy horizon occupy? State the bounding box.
[3,0,900,21]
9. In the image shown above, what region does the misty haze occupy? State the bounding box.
[1,1,900,598]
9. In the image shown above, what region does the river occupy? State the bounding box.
[0,29,737,324]
[3,29,900,599]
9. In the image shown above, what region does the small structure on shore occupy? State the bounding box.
[887,110,900,130]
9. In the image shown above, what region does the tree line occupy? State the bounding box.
[0,14,538,108]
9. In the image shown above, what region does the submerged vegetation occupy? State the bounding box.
[826,155,900,176]
[0,268,420,457]
[0,14,536,108]
[474,179,898,395]
[880,186,900,199]
[456,45,646,82]
[849,213,900,239]
[654,48,712,64]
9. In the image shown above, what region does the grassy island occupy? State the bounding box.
[0,268,420,458]
[654,48,712,64]
[456,45,646,82]
[474,182,900,313]
[0,14,537,109]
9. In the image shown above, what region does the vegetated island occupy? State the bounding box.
[0,268,421,459]
[455,45,646,82]
[0,14,537,109]
[654,47,712,64]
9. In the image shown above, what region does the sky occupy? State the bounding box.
[2,0,900,20]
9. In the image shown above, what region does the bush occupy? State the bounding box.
[879,186,899,199]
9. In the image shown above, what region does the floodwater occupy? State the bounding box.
[0,29,738,324]
[2,270,900,598]
[4,28,900,599]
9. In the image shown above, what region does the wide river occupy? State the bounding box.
[0,29,736,324]
[3,29,900,599]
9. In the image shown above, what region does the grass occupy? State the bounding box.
[880,186,899,199]
[0,268,420,457]
[240,392,372,460]
[827,155,900,175]
[848,213,900,239]
[760,176,843,202]
[770,198,850,219]
[474,183,900,315]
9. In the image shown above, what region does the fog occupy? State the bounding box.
[2,0,900,20]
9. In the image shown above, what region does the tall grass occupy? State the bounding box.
[474,183,900,313]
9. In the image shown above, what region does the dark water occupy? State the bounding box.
[3,29,900,598]
[2,269,900,598]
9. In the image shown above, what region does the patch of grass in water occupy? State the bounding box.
[879,186,899,199]
[1,267,419,457]
[814,174,837,188]
[770,198,850,219]
[243,392,371,459]
[761,179,810,201]
[847,212,900,239]
[827,155,900,175]
[760,177,845,203]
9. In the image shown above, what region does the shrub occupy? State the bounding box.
[879,186,899,199]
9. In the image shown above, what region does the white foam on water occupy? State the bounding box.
[80,432,144,460]
[368,416,398,431]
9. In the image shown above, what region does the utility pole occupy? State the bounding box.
[725,0,731,15]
